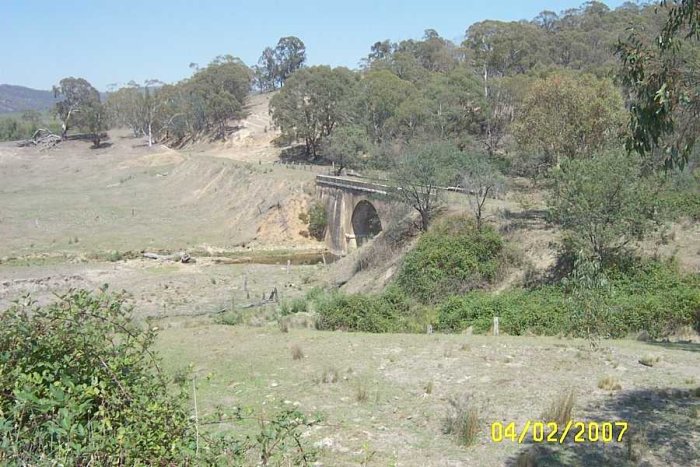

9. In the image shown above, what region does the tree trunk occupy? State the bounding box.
[419,210,430,231]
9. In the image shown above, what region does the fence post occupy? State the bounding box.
[493,316,499,336]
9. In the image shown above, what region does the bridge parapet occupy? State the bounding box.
[315,175,391,196]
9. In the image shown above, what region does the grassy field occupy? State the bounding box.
[155,323,699,466]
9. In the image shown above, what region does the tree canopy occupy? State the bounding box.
[53,77,101,138]
[269,66,357,159]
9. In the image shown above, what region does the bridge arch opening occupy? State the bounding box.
[351,200,382,247]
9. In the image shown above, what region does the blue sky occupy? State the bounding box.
[1,0,630,91]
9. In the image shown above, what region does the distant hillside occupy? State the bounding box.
[0,84,58,114]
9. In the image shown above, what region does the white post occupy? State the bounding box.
[286,259,291,274]
[493,317,499,336]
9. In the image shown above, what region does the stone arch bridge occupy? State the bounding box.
[315,175,393,256]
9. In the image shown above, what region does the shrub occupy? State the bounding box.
[280,297,308,316]
[307,202,327,241]
[436,259,699,338]
[548,153,659,263]
[659,189,700,221]
[314,291,400,333]
[394,216,507,304]
[355,381,369,402]
[106,250,124,262]
[0,290,319,465]
[313,287,429,333]
[0,290,197,465]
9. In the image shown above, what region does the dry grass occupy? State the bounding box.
[290,344,304,360]
[152,326,700,466]
[355,381,369,403]
[541,389,575,426]
[443,394,481,446]
[597,375,622,391]
[319,367,339,384]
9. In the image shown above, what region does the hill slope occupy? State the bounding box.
[0,84,58,114]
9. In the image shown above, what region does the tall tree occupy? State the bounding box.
[254,47,278,91]
[53,77,101,138]
[464,20,545,95]
[269,66,357,159]
[514,72,626,168]
[274,36,307,87]
[421,68,485,146]
[106,80,165,146]
[359,70,416,144]
[186,56,252,138]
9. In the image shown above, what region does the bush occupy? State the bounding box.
[436,259,700,338]
[313,286,429,333]
[657,166,700,221]
[549,153,659,263]
[658,189,700,221]
[280,297,308,315]
[394,216,508,304]
[0,289,197,465]
[307,202,327,241]
[0,290,320,465]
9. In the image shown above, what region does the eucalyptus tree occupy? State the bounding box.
[53,77,101,138]
[270,66,357,159]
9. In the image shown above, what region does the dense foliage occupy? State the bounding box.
[269,66,357,158]
[548,152,660,262]
[0,290,320,465]
[0,289,197,464]
[254,36,307,91]
[617,0,700,169]
[394,216,508,303]
[514,72,626,168]
[314,287,429,333]
[437,259,700,338]
[106,56,252,146]
[0,111,61,142]
[306,201,328,241]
